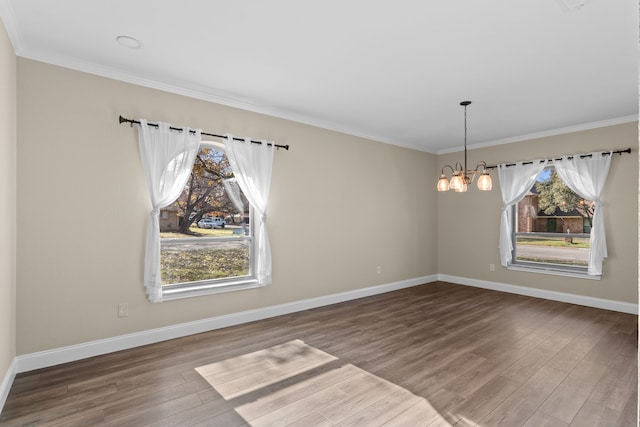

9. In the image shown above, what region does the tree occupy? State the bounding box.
[174,147,237,234]
[535,168,594,229]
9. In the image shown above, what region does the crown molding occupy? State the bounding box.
[13,45,419,152]
[436,115,638,155]
[12,44,640,157]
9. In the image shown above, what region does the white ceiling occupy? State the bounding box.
[0,0,637,153]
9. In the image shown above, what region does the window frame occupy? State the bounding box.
[508,222,599,280]
[507,167,601,280]
[161,141,260,300]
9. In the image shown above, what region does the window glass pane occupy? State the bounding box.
[515,235,589,267]
[161,239,250,285]
[159,145,252,286]
[514,166,593,269]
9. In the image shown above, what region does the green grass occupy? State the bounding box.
[517,237,590,248]
[160,226,248,284]
[161,247,249,285]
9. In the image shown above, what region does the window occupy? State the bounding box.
[511,166,595,277]
[159,142,259,299]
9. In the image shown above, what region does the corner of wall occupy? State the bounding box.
[0,13,18,415]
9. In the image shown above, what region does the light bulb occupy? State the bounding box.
[437,175,450,191]
[450,174,463,191]
[477,172,492,191]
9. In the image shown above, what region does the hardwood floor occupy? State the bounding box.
[1,282,637,426]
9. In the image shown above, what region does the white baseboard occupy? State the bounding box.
[14,273,636,375]
[15,275,438,373]
[438,274,638,315]
[0,358,17,414]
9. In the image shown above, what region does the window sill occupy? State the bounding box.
[162,278,262,301]
[507,263,601,280]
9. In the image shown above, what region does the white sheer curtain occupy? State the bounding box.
[223,178,246,233]
[498,161,547,267]
[223,178,244,217]
[553,152,612,275]
[224,136,274,285]
[137,120,201,302]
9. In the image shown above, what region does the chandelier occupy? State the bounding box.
[437,101,492,192]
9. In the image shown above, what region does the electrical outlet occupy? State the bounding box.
[489,264,495,272]
[376,265,382,274]
[118,303,129,318]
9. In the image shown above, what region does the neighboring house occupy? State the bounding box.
[159,206,180,231]
[518,190,589,234]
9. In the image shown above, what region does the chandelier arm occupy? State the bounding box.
[469,170,482,182]
[440,164,456,175]
[463,161,488,182]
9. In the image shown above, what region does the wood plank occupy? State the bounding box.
[335,388,424,426]
[189,410,250,427]
[48,410,106,427]
[381,398,452,427]
[588,354,637,412]
[147,398,246,427]
[569,400,623,427]
[501,335,569,383]
[319,371,398,423]
[198,340,336,399]
[424,387,466,425]
[451,375,521,422]
[284,411,332,427]
[407,352,488,397]
[479,365,568,425]
[522,411,569,427]
[536,359,609,423]
[243,382,348,426]
[443,359,511,398]
[233,364,361,422]
[102,393,202,427]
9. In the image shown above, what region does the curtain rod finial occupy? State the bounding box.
[118,115,134,127]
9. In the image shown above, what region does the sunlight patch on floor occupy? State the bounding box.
[195,339,451,426]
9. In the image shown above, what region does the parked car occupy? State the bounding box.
[197,217,226,229]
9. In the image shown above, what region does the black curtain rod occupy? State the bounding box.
[485,148,631,170]
[119,115,290,150]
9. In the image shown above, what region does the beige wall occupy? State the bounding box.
[0,19,17,379]
[16,59,438,355]
[12,57,638,357]
[437,122,638,304]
